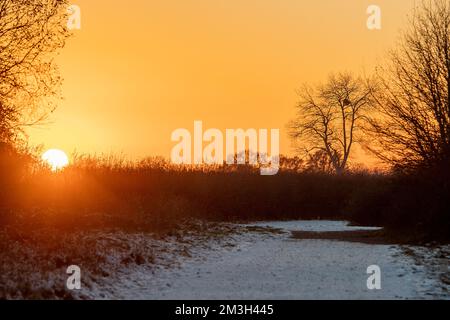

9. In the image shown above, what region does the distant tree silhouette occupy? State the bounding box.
[368,0,450,168]
[305,150,335,174]
[288,73,373,174]
[279,155,305,172]
[0,0,69,146]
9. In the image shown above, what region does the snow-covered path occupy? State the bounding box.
[85,221,449,300]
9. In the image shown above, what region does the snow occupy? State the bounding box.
[250,220,382,232]
[80,221,449,300]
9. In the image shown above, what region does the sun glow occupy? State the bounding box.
[42,149,69,171]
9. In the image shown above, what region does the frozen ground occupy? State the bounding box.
[82,221,449,300]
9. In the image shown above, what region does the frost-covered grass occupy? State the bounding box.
[0,220,241,299]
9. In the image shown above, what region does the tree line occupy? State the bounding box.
[289,0,450,173]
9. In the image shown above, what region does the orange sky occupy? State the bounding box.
[28,0,416,164]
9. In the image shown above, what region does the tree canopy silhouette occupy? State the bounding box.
[0,0,69,146]
[368,0,450,169]
[288,73,373,174]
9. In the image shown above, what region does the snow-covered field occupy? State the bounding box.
[81,221,450,300]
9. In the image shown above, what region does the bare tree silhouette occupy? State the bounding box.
[368,0,450,168]
[288,73,373,174]
[0,0,69,146]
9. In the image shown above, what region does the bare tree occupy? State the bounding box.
[368,0,450,168]
[0,0,69,146]
[288,73,373,174]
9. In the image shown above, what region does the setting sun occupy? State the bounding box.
[42,149,69,171]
